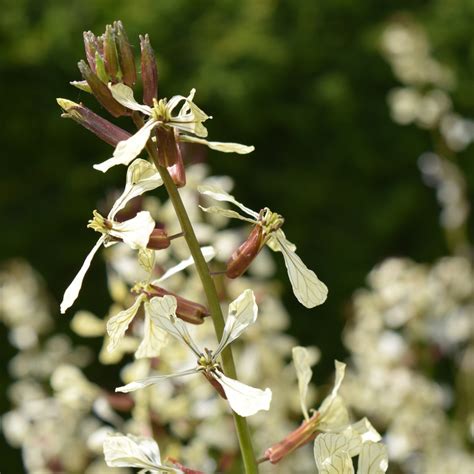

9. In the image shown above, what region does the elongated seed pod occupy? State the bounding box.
[226,225,264,278]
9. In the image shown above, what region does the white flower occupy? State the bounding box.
[292,347,387,472]
[61,159,162,313]
[198,185,328,308]
[106,246,215,358]
[94,83,254,172]
[103,432,182,473]
[116,290,272,417]
[314,435,388,474]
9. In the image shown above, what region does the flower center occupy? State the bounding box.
[197,349,221,373]
[87,210,112,235]
[259,208,284,234]
[151,98,171,123]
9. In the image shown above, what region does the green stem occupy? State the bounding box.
[144,140,258,473]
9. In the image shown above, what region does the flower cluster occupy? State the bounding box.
[342,257,474,472]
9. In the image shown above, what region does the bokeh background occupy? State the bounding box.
[1,0,474,471]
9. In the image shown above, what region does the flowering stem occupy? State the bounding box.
[143,139,259,473]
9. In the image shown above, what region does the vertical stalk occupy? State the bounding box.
[144,140,259,473]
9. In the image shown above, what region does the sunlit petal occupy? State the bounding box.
[106,294,147,353]
[179,135,254,154]
[214,370,272,417]
[292,346,313,421]
[198,184,259,219]
[108,83,153,115]
[60,236,105,314]
[214,289,258,357]
[272,229,328,308]
[94,119,157,172]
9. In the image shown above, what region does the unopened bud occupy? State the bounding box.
[104,392,134,412]
[147,284,209,324]
[70,80,92,93]
[83,31,101,72]
[264,413,320,464]
[168,133,186,187]
[226,225,264,278]
[140,34,158,106]
[104,24,121,82]
[57,98,131,146]
[156,127,180,168]
[114,20,136,86]
[78,60,128,117]
[147,228,171,250]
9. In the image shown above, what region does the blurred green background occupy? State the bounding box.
[2,0,474,470]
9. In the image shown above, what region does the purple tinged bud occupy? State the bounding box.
[103,24,120,82]
[140,34,158,106]
[57,98,131,146]
[83,31,100,71]
[78,60,128,117]
[114,20,136,86]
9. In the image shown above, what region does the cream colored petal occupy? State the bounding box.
[272,229,328,308]
[214,370,272,417]
[109,159,163,220]
[318,361,349,431]
[107,294,147,353]
[93,119,157,173]
[179,135,254,154]
[134,305,168,359]
[198,184,259,219]
[138,248,156,274]
[314,433,354,474]
[214,289,258,357]
[154,246,215,283]
[60,236,105,314]
[103,432,169,471]
[146,296,202,356]
[357,442,388,474]
[108,83,153,115]
[115,368,198,393]
[109,211,155,250]
[292,346,313,421]
[198,206,257,224]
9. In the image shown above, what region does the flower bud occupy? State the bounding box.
[83,31,101,72]
[78,60,129,117]
[103,24,120,82]
[226,225,264,278]
[264,413,320,464]
[147,228,171,250]
[147,284,209,324]
[140,34,158,106]
[57,99,131,146]
[70,80,92,93]
[114,20,136,87]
